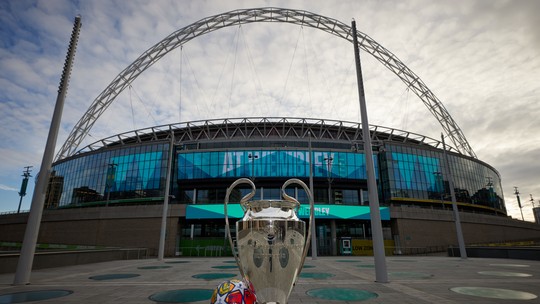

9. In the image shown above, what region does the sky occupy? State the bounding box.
[0,0,539,222]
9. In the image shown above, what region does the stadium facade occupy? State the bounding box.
[3,8,540,257]
[5,117,539,257]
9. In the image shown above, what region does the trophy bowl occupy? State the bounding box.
[224,178,314,304]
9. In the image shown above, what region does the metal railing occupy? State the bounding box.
[178,246,233,257]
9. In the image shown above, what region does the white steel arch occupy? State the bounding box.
[56,7,476,160]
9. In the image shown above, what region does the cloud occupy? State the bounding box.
[0,184,18,192]
[0,0,538,221]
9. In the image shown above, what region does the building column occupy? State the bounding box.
[331,220,337,256]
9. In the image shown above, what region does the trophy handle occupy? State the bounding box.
[281,178,315,278]
[224,178,256,279]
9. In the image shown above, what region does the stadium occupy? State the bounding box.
[2,8,540,259]
[3,116,540,257]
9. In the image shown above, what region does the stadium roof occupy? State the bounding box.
[73,117,458,156]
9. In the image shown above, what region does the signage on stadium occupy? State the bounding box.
[186,204,390,220]
[177,149,375,180]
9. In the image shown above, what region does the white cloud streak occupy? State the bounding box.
[0,184,18,192]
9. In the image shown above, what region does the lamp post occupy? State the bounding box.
[248,153,258,181]
[433,171,444,209]
[324,157,333,204]
[308,131,317,259]
[17,166,33,213]
[106,163,117,207]
[514,187,524,221]
[325,156,337,255]
[486,177,495,209]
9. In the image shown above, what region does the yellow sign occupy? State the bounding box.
[351,239,395,256]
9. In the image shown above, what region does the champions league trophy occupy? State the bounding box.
[224,178,314,304]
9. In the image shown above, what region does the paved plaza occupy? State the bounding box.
[0,256,539,303]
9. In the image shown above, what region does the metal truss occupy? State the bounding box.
[56,7,476,161]
[72,117,458,156]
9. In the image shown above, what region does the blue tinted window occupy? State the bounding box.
[177,150,371,180]
[49,144,168,207]
[387,147,504,211]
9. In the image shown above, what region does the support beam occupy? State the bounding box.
[352,19,388,283]
[158,131,174,260]
[13,15,82,285]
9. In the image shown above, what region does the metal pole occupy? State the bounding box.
[158,131,175,260]
[441,134,467,259]
[433,172,444,209]
[105,163,117,207]
[514,187,524,221]
[14,15,81,285]
[308,131,317,259]
[325,157,333,204]
[18,165,33,213]
[105,184,110,206]
[351,19,388,283]
[17,197,24,214]
[249,153,258,181]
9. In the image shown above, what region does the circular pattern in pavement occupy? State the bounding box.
[212,265,238,269]
[299,272,335,279]
[0,290,73,303]
[149,289,214,303]
[89,273,140,280]
[450,287,537,300]
[192,273,237,280]
[391,259,417,262]
[489,263,530,268]
[478,271,532,277]
[307,288,378,301]
[165,260,190,264]
[389,271,432,279]
[138,266,172,270]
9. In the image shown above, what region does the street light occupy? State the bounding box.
[486,177,495,209]
[324,157,333,204]
[248,153,259,181]
[308,131,317,259]
[433,171,444,209]
[514,186,524,221]
[106,163,117,207]
[17,166,33,213]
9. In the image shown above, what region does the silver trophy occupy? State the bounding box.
[224,178,314,304]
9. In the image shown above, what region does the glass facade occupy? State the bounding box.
[177,150,375,180]
[48,137,505,213]
[176,149,375,205]
[382,144,504,211]
[48,143,169,207]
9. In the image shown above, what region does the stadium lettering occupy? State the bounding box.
[298,206,330,217]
